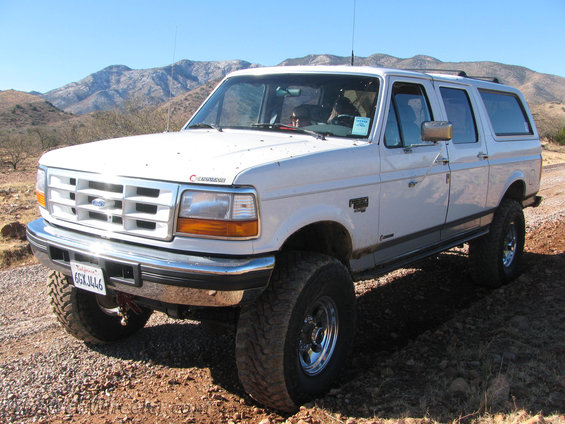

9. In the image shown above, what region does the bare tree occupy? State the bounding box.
[27,127,59,150]
[0,132,37,170]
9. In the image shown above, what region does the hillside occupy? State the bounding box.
[531,102,565,139]
[281,54,565,105]
[157,79,221,130]
[43,60,257,115]
[2,56,564,147]
[0,90,72,130]
[40,54,565,115]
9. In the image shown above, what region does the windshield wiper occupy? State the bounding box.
[251,123,325,140]
[187,123,223,132]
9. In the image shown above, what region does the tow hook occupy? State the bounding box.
[116,293,142,326]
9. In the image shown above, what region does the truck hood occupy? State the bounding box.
[40,129,363,185]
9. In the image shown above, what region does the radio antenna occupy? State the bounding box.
[351,0,356,66]
[166,26,178,133]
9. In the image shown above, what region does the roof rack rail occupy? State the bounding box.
[406,68,500,84]
[406,68,468,77]
[466,75,500,84]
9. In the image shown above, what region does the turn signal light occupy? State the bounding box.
[177,218,258,238]
[36,190,46,208]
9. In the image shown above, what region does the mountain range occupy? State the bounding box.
[42,54,565,115]
[43,59,258,115]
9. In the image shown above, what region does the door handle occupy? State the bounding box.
[477,152,489,160]
[435,157,449,165]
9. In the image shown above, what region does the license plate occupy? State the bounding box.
[70,261,106,295]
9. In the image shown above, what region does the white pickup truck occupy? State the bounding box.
[27,66,542,411]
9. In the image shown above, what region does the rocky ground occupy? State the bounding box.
[0,165,564,424]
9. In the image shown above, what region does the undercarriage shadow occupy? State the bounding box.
[91,248,564,421]
[320,249,564,421]
[90,317,242,395]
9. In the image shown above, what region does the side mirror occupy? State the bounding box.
[421,121,453,142]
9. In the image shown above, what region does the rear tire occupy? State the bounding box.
[235,252,356,412]
[48,270,152,344]
[469,199,525,288]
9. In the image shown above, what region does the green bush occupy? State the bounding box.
[553,127,565,145]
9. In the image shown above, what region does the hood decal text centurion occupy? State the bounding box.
[189,175,227,183]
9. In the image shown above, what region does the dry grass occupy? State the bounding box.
[0,162,40,268]
[532,103,565,141]
[542,140,565,165]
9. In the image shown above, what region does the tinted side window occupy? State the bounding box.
[385,82,432,148]
[440,87,478,144]
[479,90,533,136]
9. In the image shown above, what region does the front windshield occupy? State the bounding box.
[185,73,379,139]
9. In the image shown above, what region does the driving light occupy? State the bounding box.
[177,189,258,238]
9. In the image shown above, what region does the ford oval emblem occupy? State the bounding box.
[92,198,106,208]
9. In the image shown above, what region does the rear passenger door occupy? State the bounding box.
[437,83,489,239]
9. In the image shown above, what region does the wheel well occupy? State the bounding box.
[280,222,352,268]
[503,180,526,203]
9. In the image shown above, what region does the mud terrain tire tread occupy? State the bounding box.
[48,270,152,344]
[469,198,525,288]
[235,252,356,412]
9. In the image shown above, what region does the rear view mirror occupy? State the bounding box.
[276,87,302,97]
[421,121,453,142]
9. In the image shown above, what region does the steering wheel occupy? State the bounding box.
[330,114,355,127]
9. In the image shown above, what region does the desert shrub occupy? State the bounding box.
[68,100,169,145]
[553,127,565,145]
[9,98,176,156]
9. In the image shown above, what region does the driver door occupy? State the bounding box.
[376,78,450,264]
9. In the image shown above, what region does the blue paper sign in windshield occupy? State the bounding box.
[352,117,371,136]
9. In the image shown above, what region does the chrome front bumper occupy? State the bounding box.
[27,218,275,307]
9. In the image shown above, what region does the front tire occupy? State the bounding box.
[235,252,356,412]
[469,199,525,288]
[48,270,152,344]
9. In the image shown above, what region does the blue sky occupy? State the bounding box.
[1,0,563,93]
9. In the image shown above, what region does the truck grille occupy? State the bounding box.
[46,169,179,240]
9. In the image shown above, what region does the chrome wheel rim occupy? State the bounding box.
[502,222,517,268]
[298,296,339,376]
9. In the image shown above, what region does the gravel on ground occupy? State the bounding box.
[1,165,564,424]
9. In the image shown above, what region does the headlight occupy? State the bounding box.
[177,189,258,238]
[36,168,46,208]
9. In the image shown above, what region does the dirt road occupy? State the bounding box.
[1,165,564,424]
